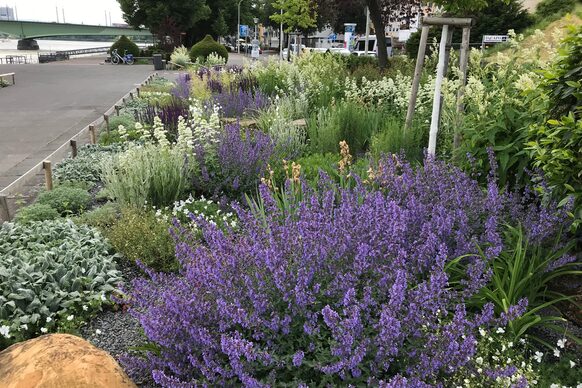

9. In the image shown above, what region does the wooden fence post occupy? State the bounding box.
[136,87,140,97]
[0,193,10,221]
[70,140,78,158]
[115,105,120,116]
[89,125,97,144]
[129,92,134,100]
[104,114,110,134]
[43,161,53,191]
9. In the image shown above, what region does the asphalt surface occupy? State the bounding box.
[0,56,154,191]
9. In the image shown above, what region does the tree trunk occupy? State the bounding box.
[365,0,388,69]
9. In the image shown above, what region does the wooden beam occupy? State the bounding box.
[422,17,472,27]
[454,26,472,149]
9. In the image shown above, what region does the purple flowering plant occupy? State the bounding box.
[192,123,274,198]
[122,156,569,386]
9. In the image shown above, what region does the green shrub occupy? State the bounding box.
[535,0,576,19]
[110,35,139,57]
[14,203,60,223]
[105,114,136,132]
[0,220,121,349]
[350,63,384,84]
[527,114,582,229]
[74,202,119,230]
[189,35,228,63]
[343,54,378,73]
[54,144,123,185]
[543,24,582,120]
[36,186,91,216]
[101,144,190,208]
[106,207,176,272]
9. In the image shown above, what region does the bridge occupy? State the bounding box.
[0,20,152,49]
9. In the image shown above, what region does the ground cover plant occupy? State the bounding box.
[0,220,121,349]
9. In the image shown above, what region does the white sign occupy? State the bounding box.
[482,35,508,43]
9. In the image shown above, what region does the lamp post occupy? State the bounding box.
[237,0,243,54]
[253,17,258,40]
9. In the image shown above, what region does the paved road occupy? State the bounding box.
[0,57,153,190]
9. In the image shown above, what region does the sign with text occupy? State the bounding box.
[482,35,508,43]
[239,25,249,38]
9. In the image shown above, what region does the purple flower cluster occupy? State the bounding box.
[214,89,269,118]
[136,101,190,140]
[171,72,191,101]
[193,123,274,198]
[123,157,566,386]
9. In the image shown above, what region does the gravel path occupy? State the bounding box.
[80,258,157,387]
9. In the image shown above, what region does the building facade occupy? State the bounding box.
[0,6,15,21]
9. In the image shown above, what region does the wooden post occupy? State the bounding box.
[136,87,140,97]
[89,125,97,144]
[129,92,134,100]
[428,24,449,156]
[0,193,10,222]
[43,161,53,191]
[70,139,78,158]
[405,25,430,131]
[104,114,110,134]
[454,26,471,149]
[115,105,120,116]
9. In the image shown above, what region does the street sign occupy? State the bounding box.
[240,25,249,38]
[327,33,337,42]
[482,35,508,43]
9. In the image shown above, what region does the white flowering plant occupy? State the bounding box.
[155,195,238,235]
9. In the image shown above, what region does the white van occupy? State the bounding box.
[352,35,393,57]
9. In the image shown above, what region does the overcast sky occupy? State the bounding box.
[9,0,124,25]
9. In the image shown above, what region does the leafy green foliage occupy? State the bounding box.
[271,0,317,32]
[449,225,581,347]
[54,144,124,185]
[36,186,91,216]
[110,35,139,57]
[14,204,60,224]
[101,144,190,208]
[542,24,582,120]
[189,35,228,63]
[527,114,582,229]
[535,0,576,19]
[106,207,177,272]
[74,202,120,230]
[0,220,121,349]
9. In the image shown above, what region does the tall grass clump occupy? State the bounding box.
[308,103,383,155]
[101,145,190,208]
[370,117,426,162]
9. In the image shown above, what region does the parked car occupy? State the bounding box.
[352,35,393,57]
[281,44,306,60]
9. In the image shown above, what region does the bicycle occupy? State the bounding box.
[110,49,134,65]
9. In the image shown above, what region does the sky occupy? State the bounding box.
[8,0,124,25]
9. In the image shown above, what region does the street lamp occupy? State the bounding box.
[253,17,258,40]
[237,0,243,54]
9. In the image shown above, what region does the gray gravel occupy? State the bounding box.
[80,258,158,387]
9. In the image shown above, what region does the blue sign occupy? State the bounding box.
[327,33,337,42]
[239,25,249,38]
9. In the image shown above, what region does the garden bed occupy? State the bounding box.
[1,23,581,387]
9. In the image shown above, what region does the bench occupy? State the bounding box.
[0,72,15,86]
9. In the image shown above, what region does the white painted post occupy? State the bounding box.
[364,7,370,55]
[428,24,449,156]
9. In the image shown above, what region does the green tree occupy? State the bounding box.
[270,0,318,32]
[212,12,229,37]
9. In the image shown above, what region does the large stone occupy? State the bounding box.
[0,334,136,388]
